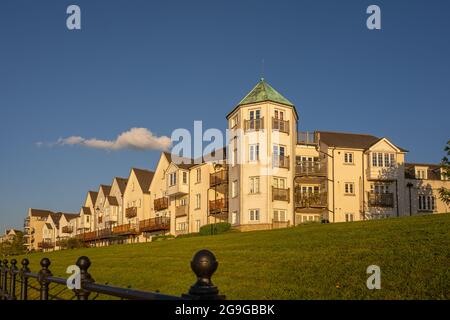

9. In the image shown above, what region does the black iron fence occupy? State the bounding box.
[0,249,225,300]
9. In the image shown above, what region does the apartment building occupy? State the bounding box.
[24,79,449,251]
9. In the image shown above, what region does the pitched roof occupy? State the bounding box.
[163,152,196,170]
[114,177,128,194]
[239,79,294,107]
[131,168,155,193]
[99,185,112,196]
[81,207,92,215]
[107,196,119,206]
[29,209,53,218]
[317,131,407,152]
[88,191,98,204]
[61,213,79,221]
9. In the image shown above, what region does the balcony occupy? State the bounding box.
[24,218,30,229]
[244,117,264,132]
[273,155,290,170]
[210,169,228,188]
[175,205,188,217]
[82,231,98,242]
[209,198,228,215]
[295,161,327,177]
[113,223,139,235]
[154,197,169,211]
[272,187,290,202]
[125,207,137,219]
[295,191,328,208]
[297,131,318,145]
[62,226,73,234]
[368,192,394,208]
[38,241,55,249]
[272,118,289,134]
[139,217,170,233]
[97,228,113,239]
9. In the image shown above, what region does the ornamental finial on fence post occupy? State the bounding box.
[38,258,52,300]
[183,249,225,300]
[74,256,95,300]
[20,259,30,300]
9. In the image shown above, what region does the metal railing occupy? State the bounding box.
[295,160,327,176]
[210,170,228,187]
[244,118,264,131]
[273,155,290,169]
[209,199,228,214]
[294,191,328,208]
[0,249,225,300]
[139,217,170,232]
[154,197,169,211]
[272,187,290,202]
[367,192,394,207]
[297,131,318,145]
[272,118,289,134]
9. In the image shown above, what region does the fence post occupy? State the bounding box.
[183,249,225,300]
[38,258,52,300]
[0,259,3,293]
[20,259,30,300]
[74,256,94,300]
[9,259,18,300]
[2,259,8,300]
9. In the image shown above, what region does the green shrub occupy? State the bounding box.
[176,232,201,239]
[152,235,175,241]
[199,222,231,236]
[61,238,85,249]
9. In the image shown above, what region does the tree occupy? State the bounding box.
[439,140,450,205]
[0,231,26,256]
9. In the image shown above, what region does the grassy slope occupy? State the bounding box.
[18,214,450,299]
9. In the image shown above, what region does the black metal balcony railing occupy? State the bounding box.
[154,197,169,211]
[294,191,328,208]
[297,131,318,145]
[0,249,224,300]
[210,170,228,187]
[272,187,290,202]
[295,161,327,176]
[244,118,264,131]
[273,155,290,170]
[368,192,394,207]
[272,118,289,134]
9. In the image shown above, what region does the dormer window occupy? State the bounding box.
[415,168,427,180]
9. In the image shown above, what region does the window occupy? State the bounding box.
[180,198,187,206]
[182,171,187,184]
[86,216,90,223]
[231,180,238,198]
[274,110,284,120]
[169,172,177,186]
[195,194,201,209]
[416,169,427,179]
[273,210,287,222]
[344,183,354,195]
[176,223,187,231]
[249,209,260,221]
[249,109,261,120]
[345,213,354,222]
[249,144,260,162]
[273,177,286,189]
[195,220,201,232]
[232,136,238,166]
[372,153,378,167]
[344,152,353,164]
[138,199,142,208]
[371,183,390,194]
[418,195,435,211]
[231,114,239,128]
[196,168,201,183]
[249,176,260,194]
[372,152,396,167]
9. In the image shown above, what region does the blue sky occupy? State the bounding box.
[0,0,449,230]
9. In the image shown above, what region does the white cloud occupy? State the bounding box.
[47,128,171,151]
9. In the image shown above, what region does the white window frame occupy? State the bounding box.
[249,176,260,194]
[249,209,260,222]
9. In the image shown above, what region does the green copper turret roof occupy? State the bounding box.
[238,78,295,107]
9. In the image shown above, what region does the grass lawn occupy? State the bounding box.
[16,214,450,300]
